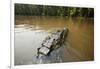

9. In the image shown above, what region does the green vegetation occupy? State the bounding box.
[15,3,94,17]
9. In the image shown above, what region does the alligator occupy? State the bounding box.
[37,28,68,58]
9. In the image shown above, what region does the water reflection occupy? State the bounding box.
[15,16,94,65]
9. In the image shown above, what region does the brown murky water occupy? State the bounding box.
[15,16,94,65]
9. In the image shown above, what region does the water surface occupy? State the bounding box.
[15,16,94,65]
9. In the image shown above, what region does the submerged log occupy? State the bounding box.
[37,28,68,58]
